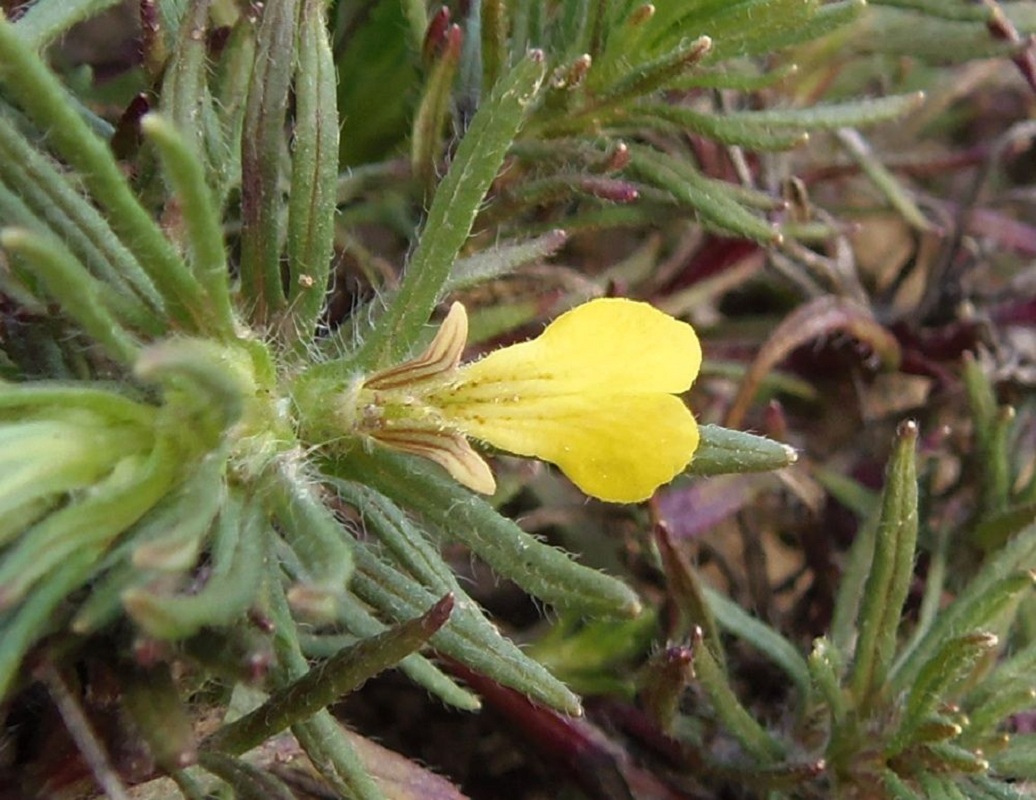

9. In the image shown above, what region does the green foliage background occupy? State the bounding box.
[0,1,1035,798]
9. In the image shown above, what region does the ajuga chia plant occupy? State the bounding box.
[0,0,1013,797]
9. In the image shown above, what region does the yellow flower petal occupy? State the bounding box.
[449,391,698,503]
[431,298,702,502]
[451,297,701,402]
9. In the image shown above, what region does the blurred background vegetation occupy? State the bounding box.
[1,0,1036,798]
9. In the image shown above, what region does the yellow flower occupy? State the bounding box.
[346,298,701,503]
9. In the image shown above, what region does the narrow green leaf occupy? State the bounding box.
[239,0,300,324]
[123,498,267,639]
[691,0,823,60]
[724,93,925,130]
[529,612,656,697]
[335,481,587,709]
[0,179,156,335]
[479,171,639,227]
[0,497,54,550]
[965,685,1036,740]
[130,452,225,571]
[588,1,652,74]
[333,447,641,617]
[963,352,1012,518]
[209,18,256,205]
[639,104,808,151]
[988,406,1016,514]
[11,0,123,50]
[333,482,455,590]
[443,229,568,296]
[959,569,1036,632]
[807,637,847,724]
[141,115,235,337]
[283,0,339,346]
[814,467,879,519]
[687,424,798,476]
[0,384,155,424]
[0,113,163,326]
[889,632,998,755]
[694,633,785,763]
[509,135,629,171]
[963,353,998,429]
[742,0,865,56]
[704,585,812,702]
[716,759,827,792]
[836,127,931,231]
[337,0,419,167]
[592,35,712,108]
[884,770,924,800]
[849,420,919,709]
[197,752,297,800]
[209,594,453,755]
[918,773,967,800]
[923,742,989,774]
[264,579,385,800]
[628,146,780,243]
[672,62,800,91]
[832,510,879,658]
[910,715,964,745]
[551,0,588,56]
[857,6,1019,61]
[134,338,251,440]
[868,0,991,22]
[400,0,428,51]
[354,51,546,371]
[0,447,174,609]
[510,0,539,54]
[292,714,384,800]
[901,524,950,666]
[161,0,213,159]
[892,524,1036,689]
[350,542,583,714]
[171,767,212,798]
[0,549,96,699]
[0,15,210,330]
[0,420,142,533]
[481,0,508,92]
[0,228,139,364]
[412,23,463,194]
[122,665,198,771]
[327,592,480,711]
[266,476,353,592]
[966,776,1029,800]
[518,201,682,236]
[898,570,1035,699]
[640,0,761,44]
[72,559,152,636]
[964,639,1036,713]
[656,523,724,662]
